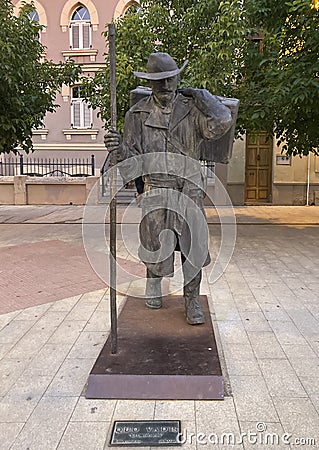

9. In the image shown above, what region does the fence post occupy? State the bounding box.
[91,154,95,176]
[19,154,24,175]
[14,176,27,204]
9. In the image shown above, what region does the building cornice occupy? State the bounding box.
[63,129,99,141]
[62,49,98,62]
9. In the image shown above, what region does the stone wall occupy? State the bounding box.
[0,176,99,205]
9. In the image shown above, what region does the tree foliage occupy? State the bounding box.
[0,0,80,154]
[239,0,319,155]
[83,0,319,156]
[82,0,247,131]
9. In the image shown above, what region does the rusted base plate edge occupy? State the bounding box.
[86,374,224,400]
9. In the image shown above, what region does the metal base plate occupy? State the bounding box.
[86,295,223,400]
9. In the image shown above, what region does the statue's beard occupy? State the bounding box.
[153,91,175,107]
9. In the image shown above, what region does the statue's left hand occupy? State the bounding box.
[179,88,197,98]
[181,88,232,123]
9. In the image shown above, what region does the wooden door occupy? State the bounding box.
[245,133,273,203]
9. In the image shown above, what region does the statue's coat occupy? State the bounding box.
[117,91,234,278]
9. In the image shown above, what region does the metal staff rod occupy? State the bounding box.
[108,23,118,354]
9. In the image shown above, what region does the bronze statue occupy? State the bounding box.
[105,52,237,325]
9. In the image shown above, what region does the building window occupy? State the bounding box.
[123,2,141,14]
[70,6,92,49]
[29,10,39,21]
[71,86,92,129]
[29,9,41,40]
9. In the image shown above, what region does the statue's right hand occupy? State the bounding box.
[104,130,122,152]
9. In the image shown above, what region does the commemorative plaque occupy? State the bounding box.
[110,420,181,447]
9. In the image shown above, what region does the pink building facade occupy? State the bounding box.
[13,0,135,168]
[12,1,319,205]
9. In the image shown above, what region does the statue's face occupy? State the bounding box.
[149,75,179,106]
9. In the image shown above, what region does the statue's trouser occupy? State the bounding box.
[182,267,205,325]
[145,269,163,309]
[145,256,205,325]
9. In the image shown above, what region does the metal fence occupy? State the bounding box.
[201,160,215,181]
[0,154,95,177]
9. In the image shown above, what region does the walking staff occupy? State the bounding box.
[108,23,117,354]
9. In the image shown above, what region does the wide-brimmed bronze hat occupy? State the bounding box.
[133,52,188,80]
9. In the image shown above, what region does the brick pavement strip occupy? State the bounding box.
[0,240,106,314]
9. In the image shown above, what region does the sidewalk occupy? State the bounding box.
[0,205,318,449]
[1,204,319,224]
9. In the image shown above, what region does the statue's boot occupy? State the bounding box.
[145,272,162,309]
[184,270,205,325]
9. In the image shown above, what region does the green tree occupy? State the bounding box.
[239,0,319,156]
[82,0,247,131]
[83,0,319,156]
[0,0,80,154]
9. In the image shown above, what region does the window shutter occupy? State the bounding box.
[83,102,92,128]
[82,23,91,49]
[71,101,81,128]
[71,24,80,49]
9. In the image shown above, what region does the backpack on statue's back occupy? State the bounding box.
[130,86,239,164]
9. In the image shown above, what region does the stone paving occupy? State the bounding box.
[0,206,319,449]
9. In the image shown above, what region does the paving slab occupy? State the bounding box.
[45,358,96,397]
[57,421,109,450]
[70,397,116,422]
[0,374,52,422]
[10,396,78,450]
[0,423,25,450]
[247,331,286,359]
[239,421,288,450]
[195,397,243,449]
[273,398,319,446]
[231,375,279,422]
[0,357,32,397]
[258,359,307,398]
